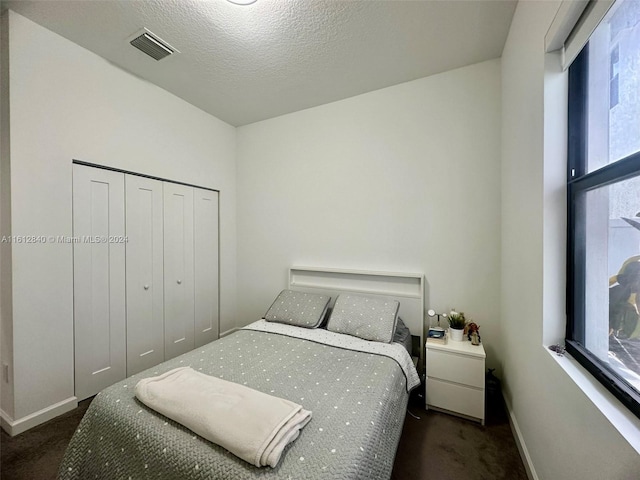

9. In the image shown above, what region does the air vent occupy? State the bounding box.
[129,29,177,61]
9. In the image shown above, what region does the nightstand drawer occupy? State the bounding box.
[426,349,484,388]
[426,377,484,420]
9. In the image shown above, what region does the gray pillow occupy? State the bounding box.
[264,290,330,328]
[393,317,412,354]
[326,294,400,343]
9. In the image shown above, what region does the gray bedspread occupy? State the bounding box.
[58,321,417,480]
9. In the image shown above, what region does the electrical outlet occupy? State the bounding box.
[3,363,9,383]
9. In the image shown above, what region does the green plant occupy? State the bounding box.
[448,310,467,330]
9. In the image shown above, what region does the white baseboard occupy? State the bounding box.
[220,327,239,338]
[0,396,78,436]
[503,393,539,480]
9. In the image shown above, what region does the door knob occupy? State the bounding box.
[177,279,182,285]
[144,285,150,290]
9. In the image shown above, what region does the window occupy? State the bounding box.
[567,0,640,419]
[609,45,619,108]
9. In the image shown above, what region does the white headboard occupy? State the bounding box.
[289,266,425,355]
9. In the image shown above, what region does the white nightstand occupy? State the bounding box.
[425,339,486,424]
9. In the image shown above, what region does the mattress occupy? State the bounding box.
[58,320,419,480]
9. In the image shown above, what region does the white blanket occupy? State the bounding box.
[135,367,312,467]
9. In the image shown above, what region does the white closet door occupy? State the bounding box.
[163,183,195,359]
[125,175,164,375]
[73,164,126,400]
[194,188,219,347]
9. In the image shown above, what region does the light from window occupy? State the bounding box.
[609,45,619,109]
[577,175,640,391]
[585,0,640,172]
[568,0,640,419]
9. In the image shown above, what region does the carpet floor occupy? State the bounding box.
[391,395,527,480]
[1,395,526,480]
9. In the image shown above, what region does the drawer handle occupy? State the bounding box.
[177,279,182,285]
[143,285,150,290]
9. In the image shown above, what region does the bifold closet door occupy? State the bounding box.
[125,175,164,376]
[163,183,195,360]
[73,164,126,401]
[194,188,219,347]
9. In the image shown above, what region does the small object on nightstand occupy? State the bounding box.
[470,331,480,345]
[428,328,445,338]
[466,322,481,344]
[427,309,448,329]
[427,309,450,346]
[427,328,448,345]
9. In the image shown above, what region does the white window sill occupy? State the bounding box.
[545,347,640,454]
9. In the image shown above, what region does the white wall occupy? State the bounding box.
[0,10,15,419]
[237,59,502,367]
[501,1,640,478]
[1,11,237,428]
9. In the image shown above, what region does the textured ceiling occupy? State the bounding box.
[5,0,517,126]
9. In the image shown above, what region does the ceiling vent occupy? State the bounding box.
[129,28,178,61]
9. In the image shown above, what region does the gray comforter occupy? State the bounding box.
[58,321,418,480]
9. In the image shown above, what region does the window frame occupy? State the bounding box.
[566,45,640,421]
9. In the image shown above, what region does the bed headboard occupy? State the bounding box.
[289,266,425,356]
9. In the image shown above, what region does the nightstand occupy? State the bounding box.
[425,339,486,424]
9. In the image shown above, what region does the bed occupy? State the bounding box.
[59,268,424,480]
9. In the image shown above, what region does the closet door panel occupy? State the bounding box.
[73,164,126,400]
[163,183,195,359]
[194,188,219,347]
[126,175,164,375]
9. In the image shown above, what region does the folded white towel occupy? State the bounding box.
[135,367,312,467]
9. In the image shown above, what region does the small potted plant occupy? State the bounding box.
[448,310,467,342]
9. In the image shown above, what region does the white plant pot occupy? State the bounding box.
[449,327,464,342]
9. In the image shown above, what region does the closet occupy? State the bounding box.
[73,163,219,400]
[73,166,126,401]
[125,175,164,376]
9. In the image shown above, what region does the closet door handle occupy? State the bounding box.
[177,279,182,285]
[144,285,150,290]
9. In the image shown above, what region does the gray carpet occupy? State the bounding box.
[1,395,526,480]
[391,396,528,480]
[1,399,92,480]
